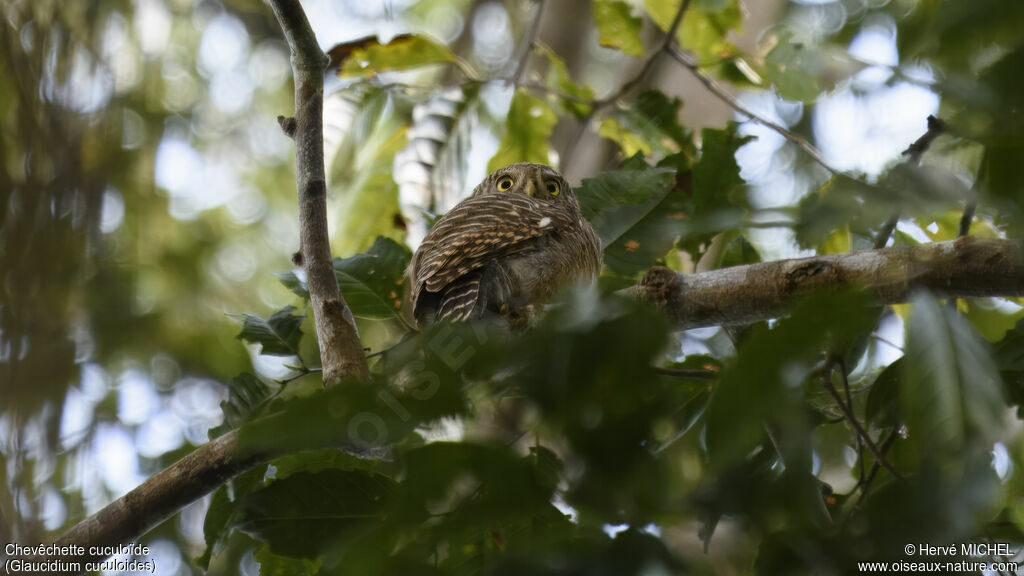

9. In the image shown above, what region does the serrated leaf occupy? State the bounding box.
[238,306,304,357]
[278,237,411,321]
[336,34,455,77]
[334,236,411,320]
[594,0,645,56]
[487,91,557,172]
[576,154,675,245]
[599,91,691,160]
[692,123,752,214]
[901,293,1005,460]
[211,372,275,438]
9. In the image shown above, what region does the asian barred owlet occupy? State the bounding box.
[407,162,602,328]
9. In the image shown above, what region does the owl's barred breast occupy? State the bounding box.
[407,163,602,328]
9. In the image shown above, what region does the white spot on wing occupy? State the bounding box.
[539,217,551,228]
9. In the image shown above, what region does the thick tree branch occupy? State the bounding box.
[634,237,1024,330]
[269,0,369,386]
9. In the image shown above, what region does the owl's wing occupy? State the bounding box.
[411,193,576,310]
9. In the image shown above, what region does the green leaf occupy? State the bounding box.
[334,237,411,320]
[268,448,383,481]
[392,442,556,526]
[487,91,557,172]
[991,316,1024,415]
[598,117,652,157]
[327,90,408,256]
[576,154,675,247]
[705,291,877,469]
[337,34,455,76]
[793,161,969,250]
[644,0,742,62]
[594,0,645,56]
[195,485,234,569]
[576,155,687,275]
[692,122,752,215]
[600,91,692,159]
[899,0,1024,71]
[237,469,395,559]
[901,293,1005,461]
[763,39,822,103]
[210,372,275,438]
[865,358,904,429]
[238,306,304,357]
[278,237,411,321]
[255,544,321,576]
[535,44,594,118]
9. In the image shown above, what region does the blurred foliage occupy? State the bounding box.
[3,0,1024,574]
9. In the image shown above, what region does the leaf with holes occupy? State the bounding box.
[336,34,455,76]
[594,0,645,56]
[278,237,411,321]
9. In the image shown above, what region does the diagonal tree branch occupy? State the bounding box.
[41,430,281,572]
[665,45,840,176]
[269,0,369,386]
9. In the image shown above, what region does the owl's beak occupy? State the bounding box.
[525,180,536,197]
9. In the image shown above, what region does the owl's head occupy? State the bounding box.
[471,162,575,204]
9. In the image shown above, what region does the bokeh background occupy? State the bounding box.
[2,0,1015,574]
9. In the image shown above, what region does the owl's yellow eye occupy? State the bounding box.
[496,176,514,191]
[545,180,560,196]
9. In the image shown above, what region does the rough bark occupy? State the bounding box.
[634,237,1024,329]
[269,0,369,386]
[24,430,278,574]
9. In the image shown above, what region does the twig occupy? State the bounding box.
[652,367,718,379]
[873,115,947,249]
[959,150,985,238]
[845,428,898,518]
[665,45,841,176]
[822,368,901,479]
[591,0,691,109]
[835,359,866,486]
[871,331,903,352]
[269,0,369,385]
[563,0,692,171]
[510,0,547,86]
[902,115,947,164]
